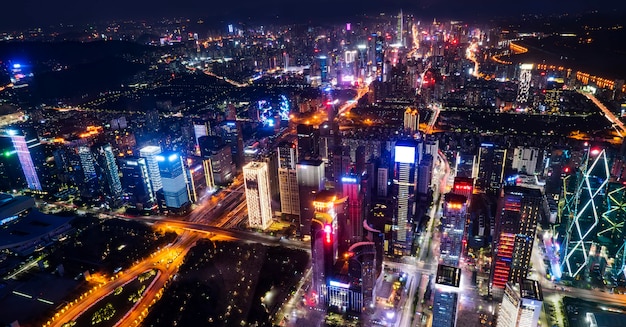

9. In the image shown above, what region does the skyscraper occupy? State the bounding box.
[492,186,543,291]
[119,157,155,211]
[441,193,468,267]
[157,152,190,210]
[476,143,507,194]
[4,129,42,191]
[310,190,346,306]
[432,265,461,327]
[93,143,123,202]
[342,173,363,244]
[218,121,244,169]
[392,140,419,256]
[198,136,235,186]
[139,145,163,193]
[332,145,352,191]
[561,147,623,280]
[243,161,273,230]
[297,124,319,161]
[297,159,325,236]
[277,141,299,217]
[496,280,543,327]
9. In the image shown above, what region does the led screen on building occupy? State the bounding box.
[394,145,416,164]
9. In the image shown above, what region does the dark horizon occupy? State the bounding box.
[3,0,626,31]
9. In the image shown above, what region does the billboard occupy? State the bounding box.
[395,145,416,164]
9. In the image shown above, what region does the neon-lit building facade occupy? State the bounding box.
[93,143,123,200]
[440,193,468,267]
[243,161,273,230]
[392,140,419,256]
[492,186,543,290]
[157,152,189,209]
[6,130,42,191]
[119,157,156,211]
[139,145,163,192]
[562,148,626,279]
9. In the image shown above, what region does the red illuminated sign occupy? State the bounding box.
[324,224,332,244]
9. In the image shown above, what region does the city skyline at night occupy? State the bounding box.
[1,3,626,327]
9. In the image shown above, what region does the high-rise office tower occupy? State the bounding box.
[278,141,299,216]
[332,145,352,191]
[516,64,533,108]
[139,145,163,192]
[432,265,461,327]
[198,136,235,185]
[492,186,543,291]
[93,143,123,201]
[347,242,377,311]
[392,140,419,256]
[562,147,626,279]
[119,157,156,211]
[397,10,404,46]
[377,167,389,197]
[476,143,507,193]
[342,173,363,244]
[310,190,346,306]
[441,194,468,267]
[319,56,328,82]
[157,152,190,210]
[297,124,320,161]
[218,120,244,169]
[193,121,211,155]
[78,145,97,182]
[417,154,433,195]
[318,122,334,164]
[243,161,273,230]
[297,159,325,236]
[496,280,543,327]
[4,129,42,191]
[258,152,280,212]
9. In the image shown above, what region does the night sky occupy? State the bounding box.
[3,0,626,30]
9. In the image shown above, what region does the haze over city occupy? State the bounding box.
[0,2,625,327]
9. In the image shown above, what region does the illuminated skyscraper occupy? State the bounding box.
[516,64,533,108]
[432,265,461,327]
[198,136,235,185]
[297,124,319,161]
[319,56,328,82]
[93,143,123,201]
[392,140,419,256]
[139,145,163,192]
[310,190,345,307]
[4,130,42,191]
[243,161,273,230]
[441,194,468,267]
[476,143,507,194]
[157,152,189,210]
[119,157,155,211]
[277,141,299,216]
[496,280,543,327]
[562,148,619,279]
[297,159,325,236]
[492,186,543,291]
[342,173,363,244]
